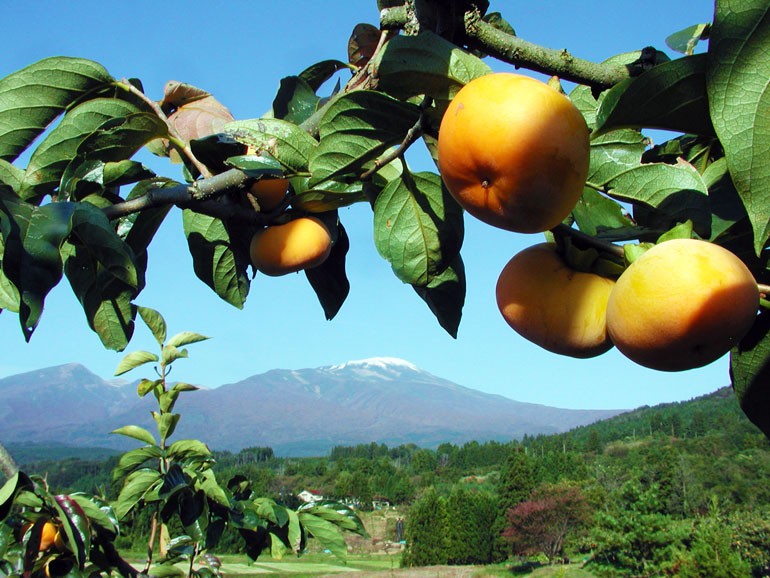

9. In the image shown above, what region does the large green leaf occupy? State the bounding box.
[114,468,163,519]
[595,54,714,136]
[53,494,91,568]
[412,254,465,338]
[0,472,32,523]
[297,512,347,560]
[272,76,320,125]
[224,118,317,174]
[0,57,113,162]
[308,91,421,185]
[706,0,770,254]
[606,161,711,238]
[731,311,770,438]
[113,446,164,481]
[375,31,492,101]
[183,210,249,309]
[373,171,464,287]
[22,99,164,199]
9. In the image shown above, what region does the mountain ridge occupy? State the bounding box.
[0,358,625,456]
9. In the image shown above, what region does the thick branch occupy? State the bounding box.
[380,5,648,89]
[102,169,269,225]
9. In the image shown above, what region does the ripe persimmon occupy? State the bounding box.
[606,239,759,371]
[249,178,288,212]
[249,217,332,276]
[496,243,615,358]
[438,73,590,233]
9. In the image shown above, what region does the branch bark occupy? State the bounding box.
[380,4,654,90]
[102,169,269,225]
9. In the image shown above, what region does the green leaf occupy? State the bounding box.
[299,502,368,537]
[0,159,23,193]
[308,91,421,185]
[113,446,163,481]
[375,31,492,101]
[224,154,284,178]
[704,157,748,240]
[666,23,710,55]
[111,425,157,446]
[224,118,317,174]
[706,0,770,254]
[21,98,164,199]
[297,512,347,560]
[61,159,155,201]
[412,254,465,338]
[373,171,464,286]
[272,76,320,125]
[572,187,636,238]
[68,494,119,535]
[154,411,181,443]
[114,468,163,519]
[196,469,230,509]
[167,331,209,348]
[298,60,349,92]
[0,472,32,523]
[290,177,367,212]
[182,210,249,309]
[731,310,770,438]
[167,440,211,462]
[137,378,162,397]
[606,161,710,238]
[137,306,167,345]
[114,350,159,376]
[595,54,714,137]
[0,57,113,162]
[0,199,78,339]
[304,221,350,320]
[161,344,188,366]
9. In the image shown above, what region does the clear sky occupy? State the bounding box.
[0,1,724,411]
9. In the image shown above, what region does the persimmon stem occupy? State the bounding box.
[117,79,213,178]
[552,223,626,259]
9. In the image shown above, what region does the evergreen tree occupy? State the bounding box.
[445,486,496,565]
[401,487,449,567]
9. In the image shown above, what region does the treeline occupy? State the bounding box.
[19,387,770,574]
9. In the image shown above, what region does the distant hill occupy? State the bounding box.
[0,358,623,457]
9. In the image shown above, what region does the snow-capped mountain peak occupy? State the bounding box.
[326,357,422,380]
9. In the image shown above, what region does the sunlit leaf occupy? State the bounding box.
[167,331,209,348]
[373,171,464,286]
[53,494,90,568]
[595,54,714,136]
[114,468,163,519]
[309,91,420,185]
[225,118,317,174]
[138,306,167,345]
[706,0,770,254]
[0,57,113,162]
[114,350,158,376]
[375,31,492,101]
[272,76,320,125]
[666,23,710,55]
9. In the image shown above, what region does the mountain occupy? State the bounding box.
[0,357,624,456]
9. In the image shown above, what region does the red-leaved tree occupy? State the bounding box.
[503,483,591,564]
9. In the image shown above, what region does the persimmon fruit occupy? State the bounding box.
[606,239,759,371]
[438,72,590,233]
[249,178,288,212]
[21,520,60,552]
[249,216,332,276]
[496,243,615,358]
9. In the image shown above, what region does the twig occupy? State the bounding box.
[552,223,626,259]
[360,97,433,181]
[758,283,770,298]
[117,80,213,178]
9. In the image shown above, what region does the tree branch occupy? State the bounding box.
[118,80,213,178]
[552,223,626,259]
[102,169,270,225]
[360,97,432,181]
[380,4,653,90]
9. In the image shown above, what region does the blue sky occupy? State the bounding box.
[0,1,724,411]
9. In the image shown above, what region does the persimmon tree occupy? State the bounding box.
[1,0,770,572]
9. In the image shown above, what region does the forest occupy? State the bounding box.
[18,386,770,576]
